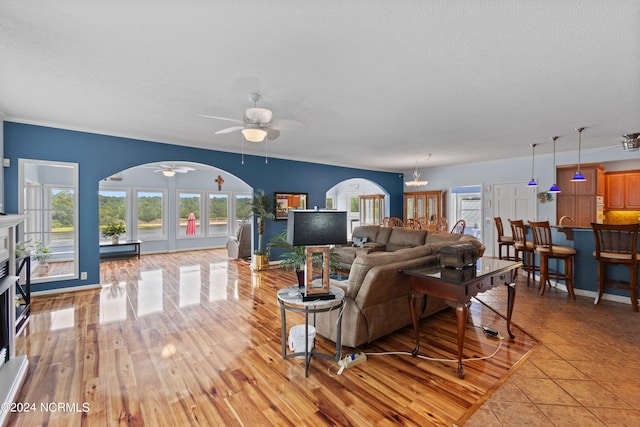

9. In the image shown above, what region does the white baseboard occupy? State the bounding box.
[523,272,637,307]
[32,283,101,297]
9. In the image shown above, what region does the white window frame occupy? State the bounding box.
[134,188,168,241]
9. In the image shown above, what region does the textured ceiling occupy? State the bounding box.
[1,1,638,173]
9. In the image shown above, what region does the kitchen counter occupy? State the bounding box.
[544,225,639,303]
[553,225,592,240]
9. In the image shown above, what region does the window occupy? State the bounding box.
[234,193,252,234]
[208,193,229,236]
[137,190,165,240]
[99,189,128,242]
[178,191,202,237]
[19,159,79,283]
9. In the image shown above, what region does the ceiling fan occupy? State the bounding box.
[150,164,196,177]
[621,132,639,151]
[198,93,305,142]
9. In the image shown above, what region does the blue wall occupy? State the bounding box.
[3,122,404,291]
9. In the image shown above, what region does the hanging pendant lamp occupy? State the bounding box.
[548,136,561,193]
[405,154,431,187]
[527,143,538,187]
[571,127,586,182]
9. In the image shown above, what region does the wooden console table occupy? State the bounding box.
[402,258,521,379]
[99,240,142,260]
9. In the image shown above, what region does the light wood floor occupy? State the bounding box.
[10,249,538,426]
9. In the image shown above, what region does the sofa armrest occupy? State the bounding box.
[362,242,385,251]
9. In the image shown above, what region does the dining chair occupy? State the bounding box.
[494,217,515,260]
[529,220,576,299]
[450,219,466,234]
[591,223,639,312]
[416,217,429,230]
[509,219,536,286]
[428,216,448,232]
[387,217,404,228]
[405,218,419,229]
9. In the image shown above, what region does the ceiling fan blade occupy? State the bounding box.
[197,114,243,124]
[266,128,280,140]
[269,118,306,131]
[174,167,196,173]
[214,126,245,135]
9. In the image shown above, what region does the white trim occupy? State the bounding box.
[31,283,101,296]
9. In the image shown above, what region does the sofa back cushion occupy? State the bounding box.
[352,225,380,243]
[346,245,433,298]
[385,228,427,252]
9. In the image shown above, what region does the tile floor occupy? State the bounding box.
[465,272,640,426]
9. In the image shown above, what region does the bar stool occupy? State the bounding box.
[494,217,515,260]
[509,219,536,286]
[529,220,576,299]
[591,223,639,312]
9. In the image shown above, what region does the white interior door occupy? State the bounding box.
[492,182,537,255]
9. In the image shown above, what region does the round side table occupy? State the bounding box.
[277,285,345,377]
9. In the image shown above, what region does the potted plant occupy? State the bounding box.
[102,221,126,244]
[250,189,274,270]
[32,240,51,273]
[268,230,341,288]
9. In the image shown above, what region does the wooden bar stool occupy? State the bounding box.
[529,220,576,299]
[494,217,515,260]
[591,223,639,312]
[509,219,537,286]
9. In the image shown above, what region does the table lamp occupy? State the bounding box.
[287,209,347,301]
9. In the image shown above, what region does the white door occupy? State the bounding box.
[492,182,537,256]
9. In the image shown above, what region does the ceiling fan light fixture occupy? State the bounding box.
[162,170,176,177]
[242,128,267,142]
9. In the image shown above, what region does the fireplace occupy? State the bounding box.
[0,216,29,426]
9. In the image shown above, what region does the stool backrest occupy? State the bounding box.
[529,220,553,249]
[509,219,528,245]
[494,217,507,241]
[591,223,639,259]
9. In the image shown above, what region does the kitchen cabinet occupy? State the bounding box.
[404,191,445,225]
[556,164,604,227]
[605,171,640,210]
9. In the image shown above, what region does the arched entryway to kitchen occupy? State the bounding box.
[325,178,390,239]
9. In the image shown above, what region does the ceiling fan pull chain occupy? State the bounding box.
[265,140,269,164]
[241,135,245,165]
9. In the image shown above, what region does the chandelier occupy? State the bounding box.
[405,154,431,187]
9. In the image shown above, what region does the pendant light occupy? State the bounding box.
[527,143,538,187]
[548,136,561,193]
[405,153,431,187]
[570,127,586,182]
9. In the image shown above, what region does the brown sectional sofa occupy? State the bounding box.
[316,225,485,348]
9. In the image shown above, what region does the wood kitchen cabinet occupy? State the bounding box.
[606,171,640,210]
[404,191,445,225]
[556,164,604,227]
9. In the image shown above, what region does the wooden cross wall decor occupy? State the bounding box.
[215,175,224,191]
